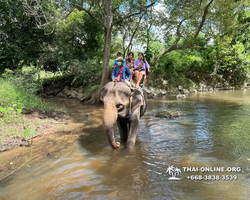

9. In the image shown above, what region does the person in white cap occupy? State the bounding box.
[111,56,131,85]
[111,52,126,77]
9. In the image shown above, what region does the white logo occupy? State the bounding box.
[166,165,182,181]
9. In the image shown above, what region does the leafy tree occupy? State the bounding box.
[41,9,104,72]
[150,0,243,66]
[25,0,157,103]
[0,0,54,73]
[214,38,250,87]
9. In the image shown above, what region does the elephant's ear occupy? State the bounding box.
[100,86,107,102]
[131,90,145,113]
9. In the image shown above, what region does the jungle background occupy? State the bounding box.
[1,0,250,104]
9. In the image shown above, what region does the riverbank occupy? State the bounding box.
[49,82,250,102]
[0,78,65,152]
[0,97,103,182]
[0,118,91,182]
[0,110,66,152]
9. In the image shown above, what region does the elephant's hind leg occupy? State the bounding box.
[117,120,128,142]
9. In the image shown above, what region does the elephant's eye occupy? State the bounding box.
[116,104,124,111]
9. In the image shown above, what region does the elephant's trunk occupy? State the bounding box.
[103,102,120,149]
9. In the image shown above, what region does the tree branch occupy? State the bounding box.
[124,14,143,56]
[150,43,202,66]
[193,0,214,40]
[150,16,185,66]
[97,0,105,18]
[65,3,103,26]
[175,45,202,51]
[112,2,156,25]
[151,0,214,66]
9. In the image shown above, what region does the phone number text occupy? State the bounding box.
[187,175,238,181]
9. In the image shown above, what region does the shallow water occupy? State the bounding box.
[1,90,250,200]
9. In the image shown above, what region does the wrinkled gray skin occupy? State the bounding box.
[100,82,147,149]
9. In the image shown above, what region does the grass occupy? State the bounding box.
[0,78,57,111]
[0,78,62,139]
[84,85,99,95]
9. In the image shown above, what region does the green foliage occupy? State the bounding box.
[22,126,37,145]
[1,0,250,91]
[48,9,103,72]
[152,49,195,89]
[152,34,250,88]
[0,78,56,111]
[2,67,43,94]
[144,48,153,63]
[214,40,249,86]
[0,107,23,124]
[23,129,36,138]
[41,73,73,83]
[84,85,99,95]
[110,37,123,58]
[69,60,103,87]
[0,0,54,72]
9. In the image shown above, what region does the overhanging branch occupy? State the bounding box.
[151,0,214,66]
[65,3,103,26]
[112,2,156,25]
[193,0,214,40]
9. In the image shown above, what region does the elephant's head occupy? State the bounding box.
[100,82,145,149]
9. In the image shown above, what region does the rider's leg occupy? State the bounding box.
[135,71,145,88]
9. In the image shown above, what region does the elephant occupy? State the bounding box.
[100,81,147,149]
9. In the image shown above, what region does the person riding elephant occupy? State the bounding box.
[100,81,147,149]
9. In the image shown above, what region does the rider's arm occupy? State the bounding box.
[127,60,134,69]
[145,60,150,72]
[112,60,116,69]
[126,67,132,81]
[134,60,142,70]
[112,67,117,80]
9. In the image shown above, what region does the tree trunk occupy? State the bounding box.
[89,0,113,104]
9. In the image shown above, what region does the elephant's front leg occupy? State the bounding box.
[127,110,140,149]
[117,120,128,142]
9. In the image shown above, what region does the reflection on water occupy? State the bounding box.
[1,90,250,199]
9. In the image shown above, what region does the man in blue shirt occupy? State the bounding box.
[112,57,131,82]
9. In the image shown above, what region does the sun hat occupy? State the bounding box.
[115,57,124,62]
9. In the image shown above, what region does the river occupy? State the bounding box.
[0,89,250,200]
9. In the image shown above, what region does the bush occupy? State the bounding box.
[69,59,102,87]
[2,67,43,94]
[0,78,56,111]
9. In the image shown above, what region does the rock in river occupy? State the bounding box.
[155,110,186,119]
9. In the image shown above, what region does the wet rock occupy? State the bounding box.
[176,94,186,99]
[143,86,151,94]
[153,92,159,97]
[182,89,190,94]
[178,85,183,91]
[58,87,86,101]
[162,79,168,86]
[160,89,167,95]
[208,87,214,91]
[155,110,186,119]
[190,89,197,93]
